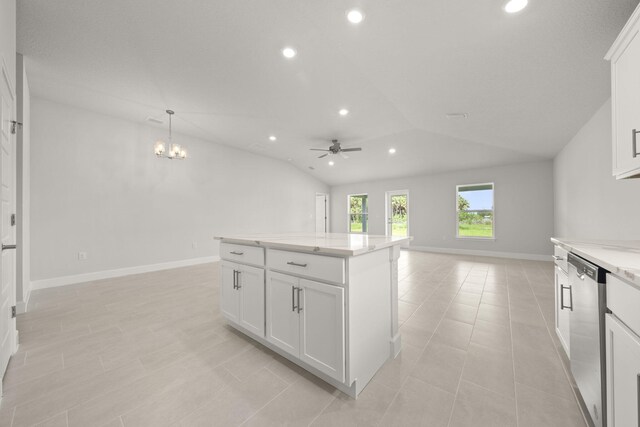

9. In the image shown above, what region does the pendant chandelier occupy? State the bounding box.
[154,110,187,159]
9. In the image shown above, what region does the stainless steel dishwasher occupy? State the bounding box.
[568,253,607,427]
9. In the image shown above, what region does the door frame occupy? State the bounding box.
[385,190,409,239]
[315,193,329,233]
[0,58,18,399]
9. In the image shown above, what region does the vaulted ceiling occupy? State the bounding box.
[17,0,638,185]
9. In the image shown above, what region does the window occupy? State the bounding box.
[348,194,368,233]
[457,183,494,239]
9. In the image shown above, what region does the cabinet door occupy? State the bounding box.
[238,265,265,337]
[613,30,640,177]
[298,278,345,383]
[606,314,640,427]
[220,261,240,323]
[555,266,571,357]
[266,272,300,358]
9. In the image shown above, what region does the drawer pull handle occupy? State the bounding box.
[633,129,640,158]
[560,284,573,311]
[287,261,308,268]
[552,255,563,261]
[230,251,244,256]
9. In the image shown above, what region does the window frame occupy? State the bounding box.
[347,193,369,234]
[455,182,495,240]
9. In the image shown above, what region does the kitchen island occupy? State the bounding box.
[214,232,411,398]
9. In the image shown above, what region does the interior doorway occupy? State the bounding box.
[0,61,17,396]
[386,190,409,238]
[315,193,329,233]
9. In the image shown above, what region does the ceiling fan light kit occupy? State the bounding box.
[310,139,363,159]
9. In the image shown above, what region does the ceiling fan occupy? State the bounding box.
[310,139,362,159]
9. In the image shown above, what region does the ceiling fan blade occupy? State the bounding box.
[310,148,330,151]
[341,147,362,152]
[318,153,329,159]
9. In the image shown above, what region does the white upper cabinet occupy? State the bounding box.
[606,4,640,179]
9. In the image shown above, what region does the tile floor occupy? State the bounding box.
[0,251,587,426]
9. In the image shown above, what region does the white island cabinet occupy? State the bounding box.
[215,233,411,398]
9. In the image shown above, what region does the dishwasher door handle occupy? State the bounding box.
[560,285,573,311]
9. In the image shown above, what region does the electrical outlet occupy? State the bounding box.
[78,251,87,261]
[192,241,198,250]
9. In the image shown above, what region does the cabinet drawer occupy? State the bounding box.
[607,273,640,335]
[220,243,264,267]
[553,245,568,273]
[267,249,345,284]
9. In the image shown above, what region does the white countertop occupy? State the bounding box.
[551,238,640,286]
[215,232,412,257]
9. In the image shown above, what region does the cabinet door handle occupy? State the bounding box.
[232,270,237,290]
[297,288,303,313]
[633,129,640,158]
[230,251,244,256]
[292,286,297,312]
[560,284,573,311]
[287,261,308,268]
[235,270,241,289]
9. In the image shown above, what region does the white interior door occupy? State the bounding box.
[0,63,17,391]
[315,194,328,233]
[385,190,409,238]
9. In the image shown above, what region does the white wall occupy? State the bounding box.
[0,0,15,90]
[16,54,30,311]
[554,98,640,239]
[331,161,555,258]
[30,98,328,283]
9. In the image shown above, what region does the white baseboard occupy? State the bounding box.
[16,282,32,314]
[30,256,220,291]
[407,246,551,262]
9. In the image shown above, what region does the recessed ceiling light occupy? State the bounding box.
[282,47,297,59]
[446,113,469,119]
[339,108,349,116]
[269,135,277,141]
[504,0,528,14]
[328,161,335,166]
[346,9,365,24]
[388,148,396,154]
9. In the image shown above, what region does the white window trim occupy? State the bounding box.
[347,193,368,234]
[455,182,495,240]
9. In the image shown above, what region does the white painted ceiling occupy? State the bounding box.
[17,0,638,185]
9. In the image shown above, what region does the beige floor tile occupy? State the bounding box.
[121,367,234,427]
[370,343,422,391]
[516,382,586,427]
[243,371,337,427]
[469,319,511,351]
[34,411,68,427]
[3,255,585,427]
[379,376,455,427]
[449,381,517,427]
[513,344,576,401]
[310,380,397,426]
[431,318,473,351]
[461,343,515,399]
[410,340,466,394]
[444,303,478,325]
